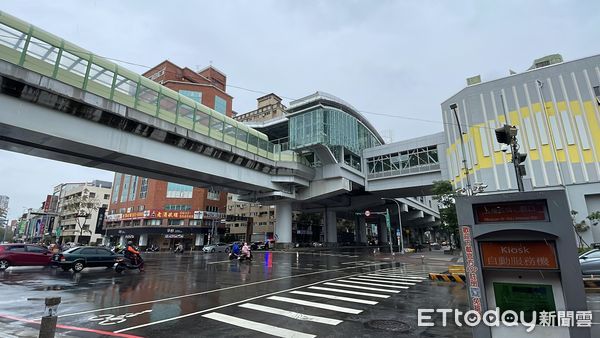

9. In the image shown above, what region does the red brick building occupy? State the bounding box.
[104,61,232,250]
[142,60,233,117]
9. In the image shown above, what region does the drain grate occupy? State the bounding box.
[365,319,411,332]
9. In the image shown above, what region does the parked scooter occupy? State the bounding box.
[146,244,159,252]
[114,255,144,273]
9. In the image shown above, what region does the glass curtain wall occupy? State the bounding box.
[289,107,381,167]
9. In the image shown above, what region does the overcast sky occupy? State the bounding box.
[1,0,599,220]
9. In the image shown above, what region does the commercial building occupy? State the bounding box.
[103,61,235,250]
[226,194,275,242]
[0,195,8,220]
[56,180,111,245]
[142,60,233,117]
[441,53,600,244]
[105,175,227,250]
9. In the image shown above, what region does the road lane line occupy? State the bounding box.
[207,260,233,265]
[0,314,142,338]
[202,312,316,338]
[290,291,378,305]
[367,273,426,279]
[349,277,415,286]
[308,286,389,298]
[323,282,400,293]
[62,261,390,318]
[364,274,425,281]
[114,265,388,332]
[337,279,409,289]
[239,303,342,325]
[267,296,362,314]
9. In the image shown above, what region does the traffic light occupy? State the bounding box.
[514,152,527,177]
[514,152,527,164]
[495,124,518,145]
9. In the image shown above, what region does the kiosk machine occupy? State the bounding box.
[456,190,590,338]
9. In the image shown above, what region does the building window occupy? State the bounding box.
[207,189,220,201]
[120,175,130,203]
[138,205,145,211]
[89,192,96,198]
[207,205,219,213]
[179,90,202,103]
[103,194,110,200]
[119,208,126,214]
[145,219,162,226]
[164,204,192,211]
[166,182,193,198]
[214,96,227,114]
[168,219,185,226]
[189,220,200,226]
[139,178,148,199]
[112,173,122,203]
[129,176,138,201]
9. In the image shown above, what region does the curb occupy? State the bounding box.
[429,273,465,283]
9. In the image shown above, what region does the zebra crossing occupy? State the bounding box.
[201,266,428,337]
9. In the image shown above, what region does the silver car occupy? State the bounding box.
[579,249,600,274]
[202,243,231,253]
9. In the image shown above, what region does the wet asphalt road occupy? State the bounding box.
[0,249,471,337]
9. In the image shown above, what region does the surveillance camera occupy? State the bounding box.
[500,144,509,153]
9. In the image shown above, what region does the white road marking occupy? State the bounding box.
[363,273,424,283]
[207,260,233,265]
[114,265,386,332]
[267,296,362,314]
[63,261,389,318]
[239,303,342,325]
[323,282,400,293]
[290,291,378,305]
[349,277,415,286]
[308,286,389,298]
[367,273,426,280]
[202,312,316,338]
[337,279,409,289]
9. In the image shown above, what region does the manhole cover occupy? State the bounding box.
[365,319,411,332]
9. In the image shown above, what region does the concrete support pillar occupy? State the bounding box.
[274,201,293,249]
[119,235,126,247]
[138,233,148,250]
[355,216,367,244]
[326,210,337,246]
[195,233,204,249]
[378,222,389,244]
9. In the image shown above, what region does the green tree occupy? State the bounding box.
[432,180,460,249]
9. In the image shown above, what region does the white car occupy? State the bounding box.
[202,243,231,253]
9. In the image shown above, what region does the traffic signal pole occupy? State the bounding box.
[511,140,524,192]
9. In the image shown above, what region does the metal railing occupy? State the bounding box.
[0,11,303,164]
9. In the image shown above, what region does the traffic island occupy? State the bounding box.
[428,265,466,283]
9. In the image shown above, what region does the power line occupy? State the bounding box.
[0,33,497,132]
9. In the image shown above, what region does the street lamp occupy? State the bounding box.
[381,198,405,254]
[450,103,472,195]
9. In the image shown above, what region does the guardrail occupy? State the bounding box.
[0,11,305,165]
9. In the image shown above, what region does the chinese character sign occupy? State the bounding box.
[480,241,558,270]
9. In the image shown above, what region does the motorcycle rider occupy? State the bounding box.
[240,242,251,260]
[125,241,141,266]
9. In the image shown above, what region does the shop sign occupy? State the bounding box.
[165,234,184,239]
[480,241,558,270]
[473,200,548,223]
[462,225,482,314]
[120,210,195,221]
[106,214,122,222]
[193,211,224,220]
